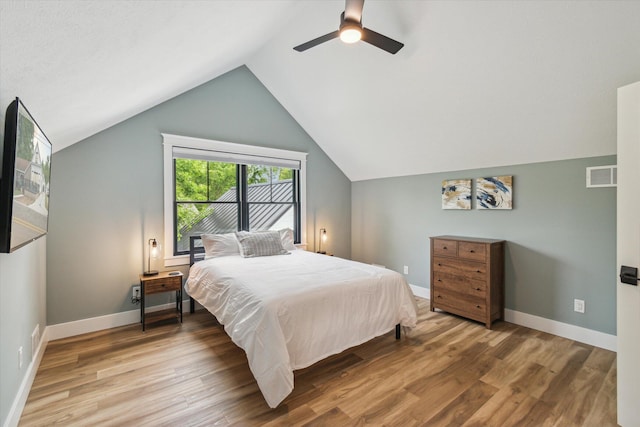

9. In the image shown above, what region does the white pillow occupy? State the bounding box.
[235,231,289,258]
[201,233,240,259]
[278,228,297,251]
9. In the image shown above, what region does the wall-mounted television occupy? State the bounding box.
[0,98,52,253]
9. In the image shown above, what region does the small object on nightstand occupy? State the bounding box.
[143,238,160,276]
[317,228,328,253]
[139,271,183,331]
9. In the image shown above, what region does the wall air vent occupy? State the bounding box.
[586,165,617,188]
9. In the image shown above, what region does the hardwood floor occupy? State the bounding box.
[19,298,617,426]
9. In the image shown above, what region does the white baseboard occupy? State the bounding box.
[409,284,430,299]
[409,285,616,352]
[47,300,192,341]
[504,309,616,352]
[3,327,49,427]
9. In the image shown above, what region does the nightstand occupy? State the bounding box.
[316,251,334,256]
[139,271,183,331]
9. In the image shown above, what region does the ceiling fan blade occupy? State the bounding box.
[344,0,364,22]
[361,27,404,54]
[293,30,340,52]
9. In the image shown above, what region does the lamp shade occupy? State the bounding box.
[318,228,327,254]
[144,238,159,276]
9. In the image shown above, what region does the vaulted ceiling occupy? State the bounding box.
[1,1,639,181]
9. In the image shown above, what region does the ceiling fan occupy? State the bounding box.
[293,0,404,54]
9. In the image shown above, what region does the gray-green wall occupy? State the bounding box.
[352,156,616,334]
[0,141,47,426]
[46,66,351,325]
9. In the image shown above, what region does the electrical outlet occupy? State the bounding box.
[574,299,585,313]
[132,286,140,299]
[18,346,23,369]
[403,265,409,274]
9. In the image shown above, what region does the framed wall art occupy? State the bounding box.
[477,176,513,209]
[442,179,471,209]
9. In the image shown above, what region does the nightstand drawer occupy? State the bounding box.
[144,276,181,294]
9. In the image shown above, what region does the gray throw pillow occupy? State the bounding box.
[235,231,289,258]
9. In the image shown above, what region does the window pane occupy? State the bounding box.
[272,179,293,203]
[247,166,294,202]
[248,203,294,232]
[175,202,239,253]
[175,159,236,202]
[246,165,270,185]
[175,159,208,202]
[207,161,237,201]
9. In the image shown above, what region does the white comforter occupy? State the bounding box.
[185,250,418,408]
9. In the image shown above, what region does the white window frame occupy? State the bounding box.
[162,133,307,266]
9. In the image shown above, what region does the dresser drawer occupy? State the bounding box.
[432,239,458,257]
[458,241,486,261]
[433,256,487,280]
[145,276,182,294]
[432,289,486,323]
[433,272,486,296]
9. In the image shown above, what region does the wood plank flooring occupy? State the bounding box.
[19,298,617,426]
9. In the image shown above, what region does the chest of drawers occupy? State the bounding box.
[430,236,505,329]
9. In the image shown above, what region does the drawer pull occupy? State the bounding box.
[469,250,475,253]
[443,246,448,250]
[475,287,482,291]
[437,279,442,282]
[476,270,481,273]
[438,263,442,266]
[437,295,442,299]
[476,305,481,309]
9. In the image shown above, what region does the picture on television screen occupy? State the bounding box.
[0,98,52,253]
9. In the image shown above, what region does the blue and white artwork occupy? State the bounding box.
[477,176,513,209]
[442,179,471,209]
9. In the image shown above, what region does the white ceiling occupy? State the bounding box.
[1,1,639,181]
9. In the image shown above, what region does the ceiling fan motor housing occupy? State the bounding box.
[339,12,363,43]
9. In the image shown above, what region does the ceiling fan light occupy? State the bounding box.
[340,26,362,43]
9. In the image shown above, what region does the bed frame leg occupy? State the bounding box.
[190,297,195,314]
[395,324,401,340]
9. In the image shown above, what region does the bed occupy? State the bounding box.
[184,231,418,408]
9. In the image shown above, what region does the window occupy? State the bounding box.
[163,134,307,265]
[174,159,239,253]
